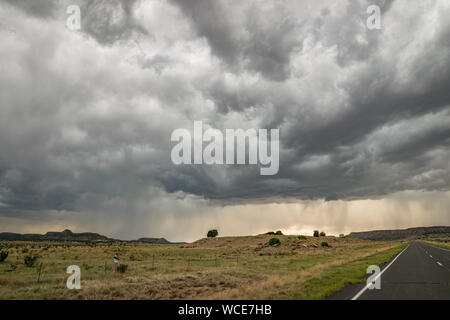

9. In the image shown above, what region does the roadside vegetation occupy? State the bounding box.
[422,240,450,250]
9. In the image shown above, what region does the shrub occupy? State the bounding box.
[117,264,128,273]
[82,262,91,271]
[0,251,8,262]
[24,255,38,267]
[321,242,329,247]
[268,238,281,246]
[320,232,326,237]
[298,235,307,240]
[8,264,17,272]
[207,229,218,238]
[339,234,345,238]
[313,230,319,237]
[21,248,29,254]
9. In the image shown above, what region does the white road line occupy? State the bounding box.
[351,244,410,300]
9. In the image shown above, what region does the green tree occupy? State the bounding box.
[0,251,8,262]
[268,238,280,246]
[320,231,326,237]
[207,229,218,238]
[24,255,38,267]
[313,230,319,237]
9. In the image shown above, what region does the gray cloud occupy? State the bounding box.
[2,0,148,44]
[0,0,449,238]
[171,0,305,81]
[3,0,60,18]
[80,0,149,45]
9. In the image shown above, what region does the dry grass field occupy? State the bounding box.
[0,235,407,300]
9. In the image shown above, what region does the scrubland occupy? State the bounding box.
[0,235,407,299]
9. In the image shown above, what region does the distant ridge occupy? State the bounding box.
[0,229,185,244]
[135,237,172,244]
[0,229,110,242]
[134,237,187,244]
[347,226,450,241]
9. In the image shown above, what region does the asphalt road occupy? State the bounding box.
[329,242,450,300]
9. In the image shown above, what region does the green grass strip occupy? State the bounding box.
[291,242,409,299]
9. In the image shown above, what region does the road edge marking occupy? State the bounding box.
[351,244,410,300]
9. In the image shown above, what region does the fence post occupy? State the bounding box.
[37,263,43,283]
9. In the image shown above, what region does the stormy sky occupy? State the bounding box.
[0,0,449,241]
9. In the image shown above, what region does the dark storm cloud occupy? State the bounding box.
[0,0,450,219]
[2,0,148,44]
[170,0,304,81]
[80,0,149,45]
